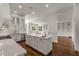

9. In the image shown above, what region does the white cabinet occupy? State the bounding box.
[11,15,26,34]
[11,33,25,42]
[58,22,72,34]
[13,34,21,41]
[10,15,26,42]
[25,35,52,55]
[38,38,52,54]
[57,11,72,36]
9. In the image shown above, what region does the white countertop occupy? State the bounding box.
[0,33,9,37]
[27,33,53,39]
[0,39,26,56]
[0,30,11,36]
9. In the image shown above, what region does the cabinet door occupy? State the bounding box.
[44,39,52,54]
[30,36,35,48]
[36,38,46,54]
[34,37,40,50]
[13,34,21,41]
[38,38,52,55]
[28,35,33,47]
[25,35,29,44]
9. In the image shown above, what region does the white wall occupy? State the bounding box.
[74,5,79,51]
[45,16,58,34]
[0,4,3,24]
[0,3,11,24]
[25,15,58,34]
[2,4,11,19]
[25,16,47,34]
[45,16,58,42]
[0,3,11,23]
[0,3,11,34]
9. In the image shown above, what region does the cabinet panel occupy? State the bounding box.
[25,35,52,55]
[38,38,52,55]
[13,34,21,41]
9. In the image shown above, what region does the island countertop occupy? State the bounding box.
[26,33,54,39]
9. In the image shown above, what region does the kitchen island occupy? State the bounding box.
[25,34,53,55]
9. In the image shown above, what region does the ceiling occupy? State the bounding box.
[9,3,73,17]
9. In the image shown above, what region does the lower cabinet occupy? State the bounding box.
[25,35,52,55]
[13,34,21,41]
[12,34,25,42]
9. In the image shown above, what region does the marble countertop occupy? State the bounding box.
[26,33,56,39]
[0,39,26,56]
[0,29,11,36]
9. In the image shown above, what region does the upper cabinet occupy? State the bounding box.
[11,15,26,34]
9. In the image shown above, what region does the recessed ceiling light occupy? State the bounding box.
[45,4,49,7]
[14,11,17,13]
[32,11,35,14]
[18,5,22,8]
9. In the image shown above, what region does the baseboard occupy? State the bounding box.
[17,40,25,43]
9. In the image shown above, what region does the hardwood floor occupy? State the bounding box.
[75,51,79,56]
[17,39,79,56]
[52,36,75,56]
[52,36,79,56]
[18,41,52,56]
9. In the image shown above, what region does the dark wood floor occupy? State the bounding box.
[18,41,52,56]
[52,36,79,56]
[75,51,79,56]
[18,40,79,56]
